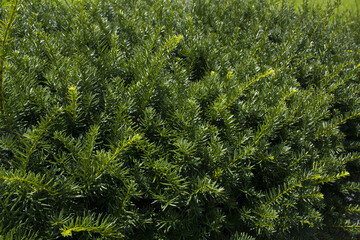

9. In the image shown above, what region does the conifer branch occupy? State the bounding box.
[330,224,360,234]
[315,112,360,138]
[0,0,22,113]
[312,171,350,184]
[120,181,136,211]
[333,154,360,167]
[215,69,275,111]
[0,228,39,240]
[345,204,360,213]
[139,35,183,112]
[301,63,357,116]
[0,197,12,220]
[85,134,141,188]
[253,88,298,144]
[288,152,310,169]
[60,213,123,238]
[263,174,321,209]
[22,107,63,171]
[214,145,255,180]
[0,168,59,195]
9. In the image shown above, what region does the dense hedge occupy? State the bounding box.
[0,0,359,239]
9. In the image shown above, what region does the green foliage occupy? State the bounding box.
[0,0,359,239]
[0,0,23,112]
